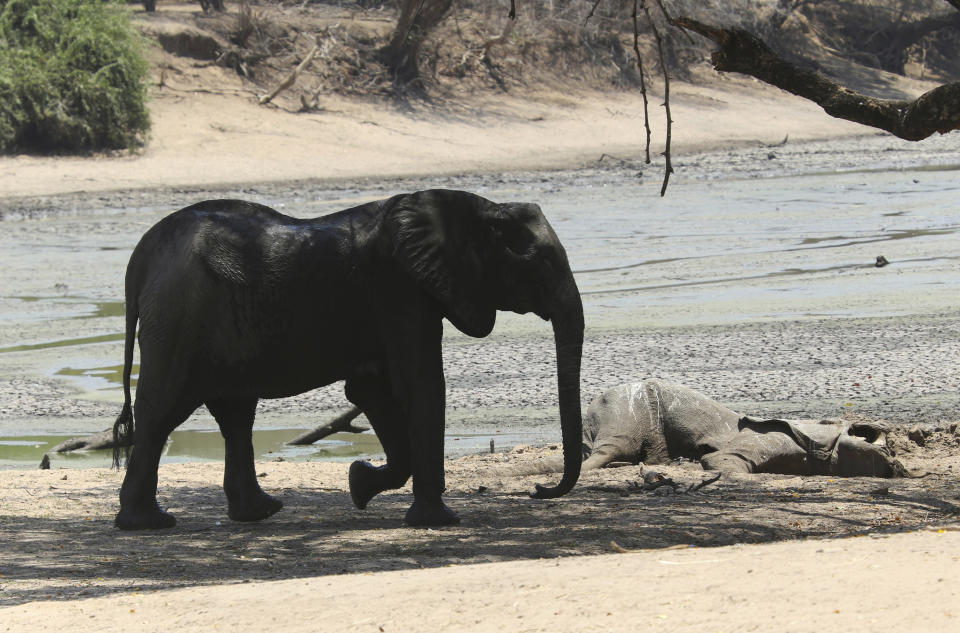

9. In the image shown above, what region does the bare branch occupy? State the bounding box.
[645,1,673,196]
[675,16,960,141]
[686,472,722,493]
[584,0,604,26]
[631,0,652,164]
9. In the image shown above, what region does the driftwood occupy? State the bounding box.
[47,428,121,454]
[38,427,132,468]
[286,406,369,446]
[37,407,369,467]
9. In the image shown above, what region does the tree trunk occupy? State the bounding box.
[378,0,453,91]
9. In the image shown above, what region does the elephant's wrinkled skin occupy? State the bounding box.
[112,189,584,530]
[582,379,906,477]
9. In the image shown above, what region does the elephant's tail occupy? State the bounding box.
[111,293,138,469]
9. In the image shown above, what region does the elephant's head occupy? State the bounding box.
[382,189,584,499]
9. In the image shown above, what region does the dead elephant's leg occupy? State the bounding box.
[700,424,810,474]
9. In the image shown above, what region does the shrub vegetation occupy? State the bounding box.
[0,0,150,153]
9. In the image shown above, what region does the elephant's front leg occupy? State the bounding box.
[383,315,459,527]
[207,397,283,522]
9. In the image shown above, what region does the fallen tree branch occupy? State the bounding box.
[673,16,960,141]
[47,428,122,454]
[259,41,321,106]
[38,427,132,469]
[286,406,368,445]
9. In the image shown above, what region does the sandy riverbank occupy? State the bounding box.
[0,72,883,200]
[1,441,959,629]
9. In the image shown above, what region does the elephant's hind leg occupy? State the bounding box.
[116,395,198,530]
[344,375,412,510]
[207,397,283,522]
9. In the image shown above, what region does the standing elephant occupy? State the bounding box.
[111,189,584,530]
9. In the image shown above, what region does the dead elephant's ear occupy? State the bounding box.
[383,190,498,338]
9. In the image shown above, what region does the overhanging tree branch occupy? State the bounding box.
[630,0,652,164]
[674,16,960,141]
[645,1,673,196]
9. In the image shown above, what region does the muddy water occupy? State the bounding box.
[1,134,959,468]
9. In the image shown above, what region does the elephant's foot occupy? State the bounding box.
[115,504,177,530]
[404,498,460,527]
[349,460,383,510]
[227,491,283,522]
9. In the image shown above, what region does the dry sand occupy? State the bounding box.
[1,33,959,631]
[0,70,878,199]
[1,441,959,631]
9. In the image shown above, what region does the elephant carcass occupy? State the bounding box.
[701,416,908,477]
[582,379,906,477]
[582,379,741,469]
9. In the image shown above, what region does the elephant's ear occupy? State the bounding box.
[384,190,498,338]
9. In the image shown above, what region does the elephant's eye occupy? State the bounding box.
[493,225,533,257]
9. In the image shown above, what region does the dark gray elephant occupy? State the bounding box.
[582,379,906,477]
[112,189,584,530]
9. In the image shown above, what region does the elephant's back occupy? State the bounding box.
[132,200,306,287]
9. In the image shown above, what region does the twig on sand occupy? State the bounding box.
[624,470,722,495]
[686,472,722,493]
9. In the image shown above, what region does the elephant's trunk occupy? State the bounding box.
[530,278,584,499]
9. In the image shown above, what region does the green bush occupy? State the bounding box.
[0,0,150,153]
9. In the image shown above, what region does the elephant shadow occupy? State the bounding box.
[3,472,956,608]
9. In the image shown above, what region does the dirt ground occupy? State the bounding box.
[0,430,958,585]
